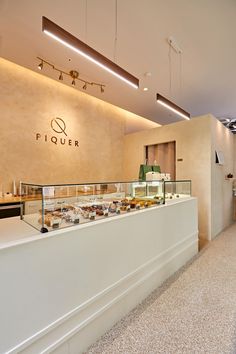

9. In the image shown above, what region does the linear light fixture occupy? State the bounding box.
[156,93,190,120]
[42,16,139,89]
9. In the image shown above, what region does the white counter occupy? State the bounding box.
[0,216,39,249]
[0,198,190,249]
[0,198,198,354]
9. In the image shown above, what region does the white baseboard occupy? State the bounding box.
[9,231,198,354]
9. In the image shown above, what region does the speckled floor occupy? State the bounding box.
[86,223,236,354]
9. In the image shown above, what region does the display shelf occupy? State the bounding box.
[164,180,191,202]
[21,181,165,233]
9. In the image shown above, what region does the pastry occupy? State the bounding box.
[109,203,116,213]
[96,209,104,216]
[84,211,90,219]
[38,215,52,227]
[65,214,72,223]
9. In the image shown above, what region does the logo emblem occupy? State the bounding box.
[51,117,67,136]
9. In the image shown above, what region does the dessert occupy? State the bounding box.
[109,203,116,213]
[96,209,104,216]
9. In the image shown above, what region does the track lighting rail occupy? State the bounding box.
[37,57,105,93]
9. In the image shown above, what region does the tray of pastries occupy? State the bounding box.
[38,197,163,230]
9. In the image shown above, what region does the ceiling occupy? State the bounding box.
[1,0,236,129]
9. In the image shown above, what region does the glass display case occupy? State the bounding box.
[131,181,164,201]
[21,181,165,233]
[164,180,191,201]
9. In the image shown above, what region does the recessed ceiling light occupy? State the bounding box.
[143,87,148,91]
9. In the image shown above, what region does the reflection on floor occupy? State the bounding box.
[86,223,236,354]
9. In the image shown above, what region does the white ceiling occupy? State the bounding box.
[1,0,236,127]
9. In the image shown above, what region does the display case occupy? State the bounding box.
[164,180,191,201]
[21,181,164,233]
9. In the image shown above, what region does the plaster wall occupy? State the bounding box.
[210,117,234,238]
[0,58,156,193]
[0,58,234,242]
[123,115,212,241]
[234,135,236,178]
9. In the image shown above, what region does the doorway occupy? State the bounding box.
[145,141,176,180]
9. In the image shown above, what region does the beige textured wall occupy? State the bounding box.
[234,135,236,177]
[0,58,152,192]
[123,115,212,241]
[211,117,234,237]
[1,58,233,242]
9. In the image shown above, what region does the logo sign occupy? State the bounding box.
[51,117,67,136]
[35,117,79,147]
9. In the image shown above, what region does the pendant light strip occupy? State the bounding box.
[156,93,190,120]
[42,17,139,89]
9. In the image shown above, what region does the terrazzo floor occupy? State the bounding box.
[86,223,236,354]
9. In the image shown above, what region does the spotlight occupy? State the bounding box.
[59,71,63,80]
[70,70,78,86]
[38,60,43,70]
[36,57,105,93]
[69,70,79,79]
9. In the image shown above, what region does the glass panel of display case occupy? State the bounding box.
[131,181,147,198]
[21,180,165,233]
[21,183,43,232]
[164,180,191,201]
[146,181,164,204]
